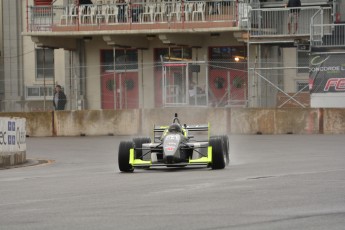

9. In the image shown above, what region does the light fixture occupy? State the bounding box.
[210,33,220,38]
[83,36,92,42]
[234,56,246,62]
[146,35,156,41]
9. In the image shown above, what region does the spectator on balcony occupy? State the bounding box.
[117,0,127,22]
[286,0,301,34]
[131,0,143,22]
[53,85,67,111]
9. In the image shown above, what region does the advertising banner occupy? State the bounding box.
[309,54,345,93]
[0,117,26,153]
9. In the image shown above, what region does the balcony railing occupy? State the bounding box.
[27,0,239,32]
[310,9,345,48]
[249,6,332,38]
[311,23,345,48]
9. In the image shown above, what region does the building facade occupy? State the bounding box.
[0,0,344,112]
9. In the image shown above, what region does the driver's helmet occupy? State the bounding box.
[168,123,182,133]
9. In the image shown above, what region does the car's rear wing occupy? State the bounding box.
[153,123,209,142]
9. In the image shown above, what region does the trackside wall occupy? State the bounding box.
[1,108,345,138]
[2,108,345,167]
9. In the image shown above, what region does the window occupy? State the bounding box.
[297,51,309,74]
[101,49,138,73]
[209,46,247,70]
[26,85,54,100]
[296,81,309,92]
[36,48,54,79]
[154,47,192,62]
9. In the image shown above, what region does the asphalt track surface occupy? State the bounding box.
[1,135,345,230]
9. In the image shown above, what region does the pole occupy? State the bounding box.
[26,0,29,32]
[113,46,116,110]
[227,71,231,106]
[141,49,144,109]
[43,48,46,111]
[124,49,127,109]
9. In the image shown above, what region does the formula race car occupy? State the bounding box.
[118,113,229,172]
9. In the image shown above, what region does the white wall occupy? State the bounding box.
[283,47,308,92]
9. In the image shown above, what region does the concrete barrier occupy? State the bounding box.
[0,112,52,137]
[54,110,141,136]
[7,108,345,168]
[0,117,26,167]
[1,108,345,138]
[231,108,320,134]
[323,109,345,134]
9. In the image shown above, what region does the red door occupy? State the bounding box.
[209,69,247,106]
[101,71,139,109]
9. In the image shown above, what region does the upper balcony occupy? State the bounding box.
[26,1,342,50]
[246,6,333,44]
[26,0,243,35]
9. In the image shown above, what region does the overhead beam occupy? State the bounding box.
[158,34,203,47]
[103,35,149,49]
[31,36,77,50]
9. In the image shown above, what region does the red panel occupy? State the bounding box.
[34,0,53,5]
[101,72,139,109]
[209,69,247,102]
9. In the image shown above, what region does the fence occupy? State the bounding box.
[246,50,311,109]
[249,7,332,37]
[0,59,249,112]
[250,66,310,108]
[311,23,345,48]
[5,56,337,111]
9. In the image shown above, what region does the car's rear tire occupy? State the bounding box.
[133,137,151,159]
[220,135,230,166]
[209,136,225,169]
[118,141,134,172]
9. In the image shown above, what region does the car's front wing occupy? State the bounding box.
[129,146,213,168]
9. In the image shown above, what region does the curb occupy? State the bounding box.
[0,159,53,170]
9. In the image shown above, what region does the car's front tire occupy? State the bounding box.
[118,141,134,172]
[209,136,225,169]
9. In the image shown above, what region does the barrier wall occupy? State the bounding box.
[0,117,26,167]
[323,109,345,134]
[1,108,345,138]
[4,108,345,168]
[54,110,141,136]
[231,108,320,134]
[0,112,52,137]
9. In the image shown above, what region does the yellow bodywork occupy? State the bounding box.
[189,146,212,164]
[129,148,152,166]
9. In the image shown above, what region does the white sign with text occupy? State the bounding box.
[0,117,26,153]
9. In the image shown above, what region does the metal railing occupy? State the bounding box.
[311,22,345,48]
[27,0,238,32]
[0,59,248,112]
[249,6,332,37]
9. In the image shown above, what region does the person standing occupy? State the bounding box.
[117,0,126,22]
[286,0,301,34]
[53,85,67,110]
